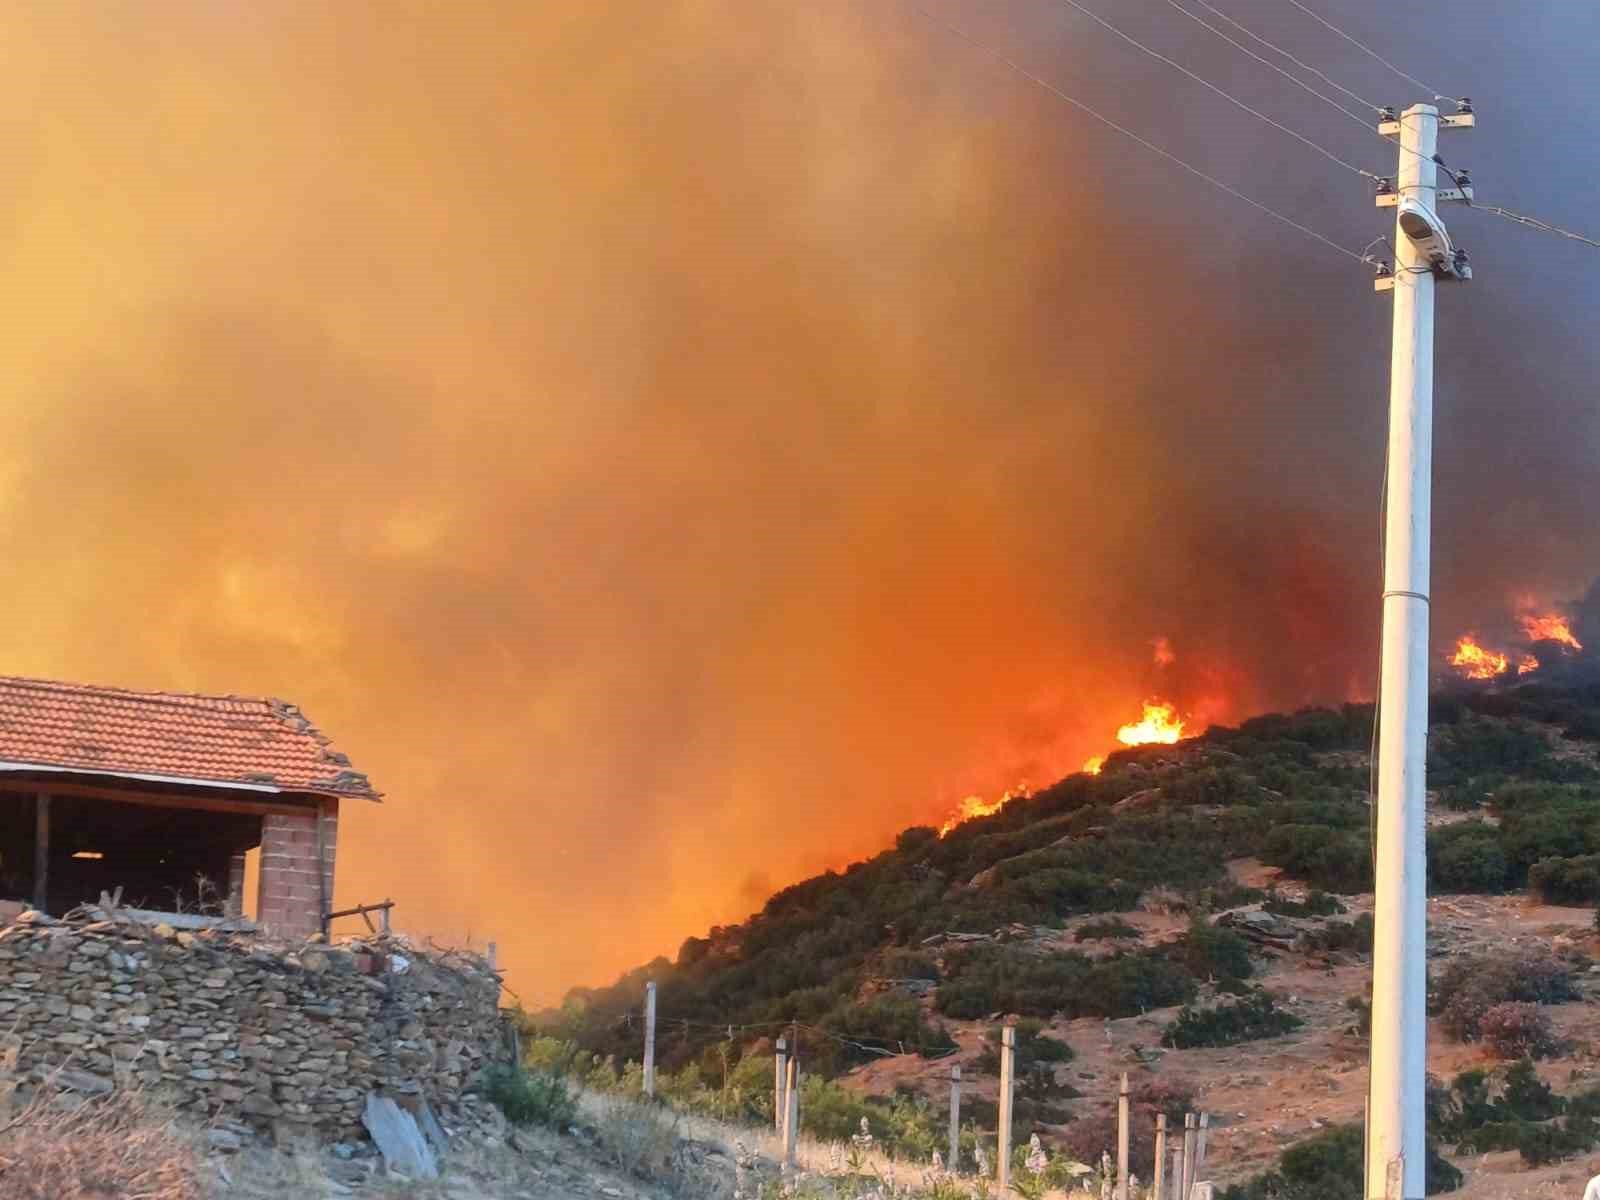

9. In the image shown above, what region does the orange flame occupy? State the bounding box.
[1519,613,1582,651]
[1082,755,1106,775]
[1517,654,1540,676]
[1450,635,1508,680]
[1116,700,1186,746]
[937,786,1029,837]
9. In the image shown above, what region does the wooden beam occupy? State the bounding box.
[0,780,317,818]
[32,793,49,911]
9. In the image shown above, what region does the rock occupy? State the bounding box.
[207,1128,243,1152]
[362,1093,438,1180]
[55,1068,113,1095]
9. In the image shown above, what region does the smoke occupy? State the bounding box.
[1,1,1598,1001]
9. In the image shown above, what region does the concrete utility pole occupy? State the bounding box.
[1368,99,1472,1200]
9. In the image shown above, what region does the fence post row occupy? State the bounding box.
[997,1025,1015,1191]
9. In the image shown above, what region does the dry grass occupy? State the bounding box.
[0,1087,203,1200]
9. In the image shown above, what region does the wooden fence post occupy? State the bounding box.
[1117,1073,1131,1200]
[783,1057,799,1167]
[1194,1112,1209,1191]
[997,1025,1015,1191]
[1153,1113,1167,1200]
[643,982,656,1098]
[1171,1145,1184,1200]
[1182,1113,1197,1199]
[774,1037,788,1133]
[949,1064,962,1173]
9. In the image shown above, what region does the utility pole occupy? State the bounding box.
[1367,99,1472,1200]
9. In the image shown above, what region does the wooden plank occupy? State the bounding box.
[0,780,317,818]
[362,1093,438,1180]
[32,794,49,910]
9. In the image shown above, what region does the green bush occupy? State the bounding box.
[1220,1124,1461,1199]
[482,1065,578,1128]
[1177,920,1254,981]
[1429,822,1509,893]
[1529,854,1600,904]
[1074,916,1141,942]
[1263,889,1345,917]
[1261,825,1372,892]
[1479,1003,1559,1060]
[1433,950,1576,1043]
[1297,913,1374,955]
[1163,990,1303,1049]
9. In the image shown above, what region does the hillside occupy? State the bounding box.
[535,681,1600,1194]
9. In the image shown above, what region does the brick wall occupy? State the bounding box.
[257,801,337,937]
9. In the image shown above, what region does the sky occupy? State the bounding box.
[2,1,1598,1003]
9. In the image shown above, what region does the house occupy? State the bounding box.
[0,675,380,937]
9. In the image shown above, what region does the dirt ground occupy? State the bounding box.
[840,874,1600,1198]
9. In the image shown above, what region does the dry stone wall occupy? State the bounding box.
[0,912,507,1141]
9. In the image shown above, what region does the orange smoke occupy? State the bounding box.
[1152,637,1176,668]
[1116,700,1186,746]
[1450,635,1509,680]
[1520,613,1582,651]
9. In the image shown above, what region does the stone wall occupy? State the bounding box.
[0,911,508,1141]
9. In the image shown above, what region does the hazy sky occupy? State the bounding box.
[2,1,1597,1001]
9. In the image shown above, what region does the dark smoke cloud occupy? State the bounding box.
[1,1,1597,1000]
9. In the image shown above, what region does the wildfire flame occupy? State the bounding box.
[937,787,1029,837]
[1116,700,1186,746]
[1450,635,1508,681]
[1520,612,1582,651]
[1518,654,1540,676]
[940,700,1189,835]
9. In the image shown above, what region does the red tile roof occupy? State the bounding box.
[0,675,380,800]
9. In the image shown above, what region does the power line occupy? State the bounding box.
[1474,205,1600,251]
[1282,0,1444,100]
[906,3,1367,263]
[1054,0,1377,178]
[1183,0,1379,111]
[1157,0,1375,127]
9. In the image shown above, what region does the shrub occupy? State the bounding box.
[1074,916,1141,942]
[1177,920,1254,981]
[1429,822,1509,893]
[1219,1124,1461,1199]
[0,1087,203,1200]
[1163,990,1303,1049]
[1344,994,1371,1037]
[1433,949,1575,1042]
[484,1064,579,1127]
[1297,913,1374,955]
[821,994,956,1064]
[1263,889,1345,917]
[1529,854,1600,904]
[1479,1003,1559,1060]
[1260,825,1372,892]
[879,949,940,980]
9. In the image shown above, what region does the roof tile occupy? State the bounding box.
[0,675,381,800]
